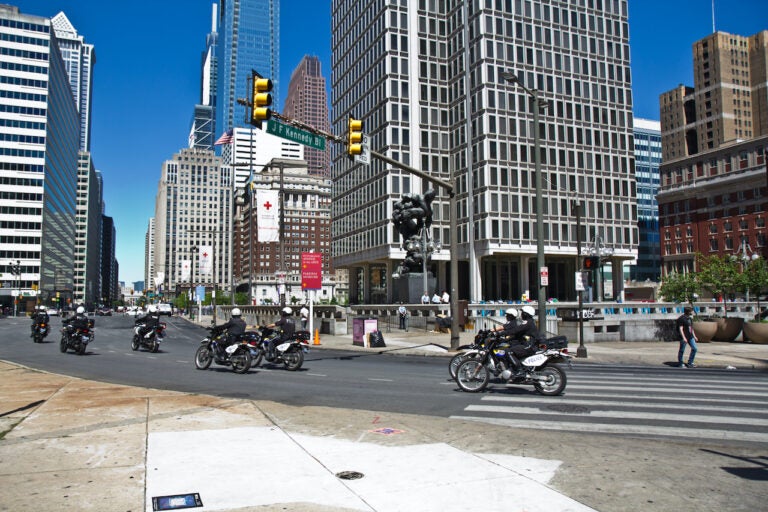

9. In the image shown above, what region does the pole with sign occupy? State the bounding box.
[301,252,322,336]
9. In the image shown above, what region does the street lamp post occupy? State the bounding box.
[9,260,20,317]
[502,72,548,331]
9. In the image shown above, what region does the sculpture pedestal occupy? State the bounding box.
[394,272,435,304]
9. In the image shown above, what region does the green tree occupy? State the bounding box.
[659,271,700,308]
[741,257,768,319]
[696,254,740,308]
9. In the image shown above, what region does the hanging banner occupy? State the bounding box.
[256,188,280,242]
[154,272,165,288]
[199,245,213,276]
[180,260,191,281]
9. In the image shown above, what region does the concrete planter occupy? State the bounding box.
[713,317,744,342]
[692,320,717,343]
[742,322,768,344]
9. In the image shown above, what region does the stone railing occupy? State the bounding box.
[215,301,764,342]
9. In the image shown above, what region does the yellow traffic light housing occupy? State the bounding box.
[250,73,273,126]
[347,117,363,157]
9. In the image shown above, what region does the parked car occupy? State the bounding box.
[157,303,173,316]
[96,307,112,316]
[46,308,59,316]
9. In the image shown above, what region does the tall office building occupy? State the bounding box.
[658,31,768,275]
[660,31,768,161]
[215,0,280,137]
[50,12,95,152]
[153,147,233,300]
[0,5,80,310]
[189,4,218,149]
[283,56,331,177]
[74,152,103,304]
[101,215,118,303]
[630,119,661,282]
[145,217,156,291]
[331,1,636,303]
[221,126,303,188]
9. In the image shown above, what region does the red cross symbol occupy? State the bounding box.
[263,201,273,210]
[202,251,209,258]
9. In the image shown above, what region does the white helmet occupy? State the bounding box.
[521,305,536,317]
[231,307,242,317]
[282,306,293,316]
[504,308,519,318]
[148,304,158,313]
[39,305,46,311]
[76,306,85,314]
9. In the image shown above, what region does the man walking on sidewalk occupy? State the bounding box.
[676,307,698,368]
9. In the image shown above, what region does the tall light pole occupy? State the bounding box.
[502,72,548,331]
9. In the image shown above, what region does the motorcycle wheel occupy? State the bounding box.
[533,365,567,396]
[230,348,252,374]
[195,345,213,369]
[251,349,263,367]
[33,333,42,344]
[59,337,68,353]
[131,335,140,351]
[455,359,489,392]
[149,338,159,353]
[283,348,304,371]
[449,352,479,380]
[76,343,86,355]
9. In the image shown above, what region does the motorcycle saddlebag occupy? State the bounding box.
[544,336,568,349]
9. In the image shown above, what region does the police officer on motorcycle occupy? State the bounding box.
[63,306,90,334]
[30,305,49,338]
[498,305,542,378]
[266,306,295,360]
[135,304,161,339]
[216,307,246,355]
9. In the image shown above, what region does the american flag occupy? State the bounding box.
[214,129,234,146]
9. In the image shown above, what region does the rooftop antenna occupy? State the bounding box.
[711,0,716,33]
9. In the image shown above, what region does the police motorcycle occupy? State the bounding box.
[31,306,50,344]
[454,330,571,396]
[245,325,310,371]
[59,306,94,355]
[132,307,166,353]
[448,328,496,380]
[194,324,252,374]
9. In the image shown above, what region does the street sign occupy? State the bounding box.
[266,119,326,151]
[301,252,322,290]
[575,271,588,291]
[354,135,371,165]
[540,266,549,286]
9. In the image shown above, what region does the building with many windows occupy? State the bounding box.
[215,0,279,137]
[189,4,218,150]
[0,5,80,311]
[152,147,233,301]
[658,31,768,275]
[74,152,103,304]
[283,56,331,177]
[330,0,636,304]
[630,118,661,282]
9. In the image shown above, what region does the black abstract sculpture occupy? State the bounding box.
[391,189,437,275]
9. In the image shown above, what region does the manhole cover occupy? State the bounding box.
[336,471,364,480]
[546,404,590,414]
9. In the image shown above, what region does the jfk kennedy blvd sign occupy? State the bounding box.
[301,252,322,290]
[267,120,326,151]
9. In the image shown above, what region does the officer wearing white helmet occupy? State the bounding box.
[266,306,295,360]
[216,307,247,355]
[63,305,90,331]
[30,304,49,338]
[135,304,161,339]
[498,304,542,379]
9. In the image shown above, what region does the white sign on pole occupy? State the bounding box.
[354,136,371,165]
[540,266,549,286]
[575,271,588,291]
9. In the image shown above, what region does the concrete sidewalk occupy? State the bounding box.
[2,320,767,512]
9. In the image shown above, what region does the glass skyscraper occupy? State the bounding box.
[631,119,661,282]
[215,0,280,137]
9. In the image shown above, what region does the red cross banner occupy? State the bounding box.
[198,245,213,276]
[255,188,280,242]
[301,252,322,290]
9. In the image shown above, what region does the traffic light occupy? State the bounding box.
[347,117,363,157]
[250,72,273,126]
[583,256,600,270]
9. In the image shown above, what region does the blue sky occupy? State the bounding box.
[13,0,768,284]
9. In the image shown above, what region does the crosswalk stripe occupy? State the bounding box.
[449,415,768,444]
[481,396,768,413]
[566,384,768,397]
[463,405,768,427]
[571,376,768,389]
